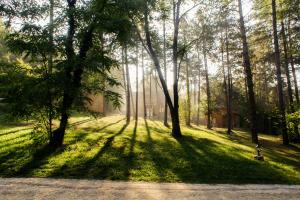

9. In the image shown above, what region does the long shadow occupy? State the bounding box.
[12,131,90,177]
[3,118,126,177]
[97,122,129,154]
[174,135,297,183]
[48,122,130,178]
[0,127,33,137]
[0,133,30,149]
[144,119,152,142]
[124,120,138,178]
[189,125,238,141]
[143,119,167,181]
[81,118,125,133]
[69,118,95,127]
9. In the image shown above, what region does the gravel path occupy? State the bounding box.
[0,178,299,200]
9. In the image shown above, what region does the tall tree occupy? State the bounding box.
[281,21,294,111]
[142,47,147,118]
[135,44,139,121]
[196,48,201,126]
[225,24,233,135]
[143,0,182,137]
[271,0,289,145]
[48,0,55,135]
[185,53,191,126]
[203,37,212,129]
[171,0,183,136]
[125,44,131,124]
[287,20,300,105]
[238,0,259,144]
[163,8,169,127]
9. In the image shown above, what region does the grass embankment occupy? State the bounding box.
[0,115,300,184]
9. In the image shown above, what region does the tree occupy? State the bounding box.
[238,0,259,144]
[203,36,212,129]
[135,44,139,121]
[142,47,147,118]
[143,0,182,137]
[271,0,289,145]
[124,44,131,124]
[1,0,134,147]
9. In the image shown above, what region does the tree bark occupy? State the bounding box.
[221,32,229,132]
[203,41,212,129]
[287,19,300,105]
[142,48,147,118]
[50,0,95,147]
[225,25,233,134]
[125,44,131,124]
[281,21,294,111]
[271,0,289,145]
[186,54,191,126]
[144,2,182,137]
[48,0,54,135]
[171,0,182,137]
[197,49,201,126]
[163,16,169,127]
[135,45,139,121]
[238,0,258,144]
[49,0,76,148]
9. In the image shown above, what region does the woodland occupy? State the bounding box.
[0,0,299,183]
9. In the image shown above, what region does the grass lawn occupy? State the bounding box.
[0,115,300,184]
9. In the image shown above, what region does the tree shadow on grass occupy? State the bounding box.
[142,119,176,181]
[0,132,31,149]
[81,118,125,133]
[173,135,299,183]
[69,118,95,127]
[48,122,130,179]
[123,120,138,179]
[0,127,33,137]
[4,119,126,177]
[12,131,90,177]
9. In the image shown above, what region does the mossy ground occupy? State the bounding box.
[1,115,299,184]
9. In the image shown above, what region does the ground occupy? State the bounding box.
[0,115,300,184]
[1,178,300,200]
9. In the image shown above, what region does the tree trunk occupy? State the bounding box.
[281,21,294,111]
[50,1,95,148]
[171,0,182,137]
[271,0,289,145]
[221,31,229,131]
[125,44,131,124]
[144,3,181,137]
[135,45,139,121]
[287,20,300,105]
[186,55,191,126]
[238,0,258,144]
[226,25,233,134]
[130,76,135,118]
[149,71,152,118]
[142,48,147,118]
[197,49,201,126]
[49,0,76,148]
[48,0,54,135]
[163,17,169,126]
[155,72,159,118]
[203,42,212,129]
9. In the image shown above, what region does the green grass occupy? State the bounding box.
[0,115,300,184]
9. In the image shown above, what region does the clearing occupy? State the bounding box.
[0,115,300,184]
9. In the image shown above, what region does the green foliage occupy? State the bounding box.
[0,0,143,137]
[286,110,300,140]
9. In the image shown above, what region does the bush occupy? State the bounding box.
[286,110,300,142]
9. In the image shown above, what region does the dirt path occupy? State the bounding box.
[0,178,299,200]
